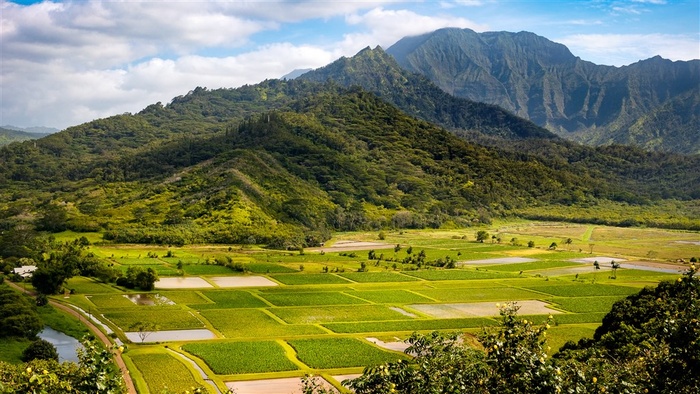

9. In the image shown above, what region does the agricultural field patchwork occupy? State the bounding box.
[41,224,695,392]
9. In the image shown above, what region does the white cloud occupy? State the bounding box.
[1,42,336,129]
[558,33,700,66]
[342,7,488,52]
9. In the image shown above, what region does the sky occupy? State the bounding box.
[1,0,698,130]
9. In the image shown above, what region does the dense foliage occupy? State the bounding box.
[0,284,43,339]
[0,75,698,247]
[21,339,59,362]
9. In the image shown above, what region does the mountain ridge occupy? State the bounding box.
[386,27,700,154]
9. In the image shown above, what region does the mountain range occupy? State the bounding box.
[0,29,698,247]
[0,126,55,146]
[385,28,700,154]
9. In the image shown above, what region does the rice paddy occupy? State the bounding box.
[44,223,694,393]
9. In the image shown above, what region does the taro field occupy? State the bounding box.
[54,224,695,393]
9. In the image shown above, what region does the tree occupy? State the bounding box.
[527,240,535,248]
[610,260,620,279]
[0,285,43,338]
[21,339,59,362]
[135,267,158,291]
[129,321,158,343]
[564,238,573,250]
[548,242,557,250]
[476,230,489,243]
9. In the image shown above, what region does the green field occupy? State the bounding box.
[288,338,407,368]
[27,223,694,393]
[129,352,203,393]
[182,341,299,374]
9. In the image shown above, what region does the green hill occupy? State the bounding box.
[0,82,698,247]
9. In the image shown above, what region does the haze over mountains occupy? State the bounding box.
[385,28,700,154]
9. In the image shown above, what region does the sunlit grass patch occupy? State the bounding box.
[129,352,201,393]
[158,291,210,305]
[288,338,407,368]
[552,296,625,313]
[415,287,542,302]
[64,276,119,294]
[524,283,639,297]
[198,309,325,338]
[180,264,234,275]
[348,289,433,304]
[339,272,421,283]
[182,341,298,374]
[247,262,298,273]
[260,291,369,307]
[193,290,267,309]
[486,261,580,272]
[269,273,352,285]
[88,294,140,309]
[105,309,204,330]
[403,269,516,281]
[270,305,414,324]
[323,317,498,333]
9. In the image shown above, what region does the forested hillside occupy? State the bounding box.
[1,81,698,248]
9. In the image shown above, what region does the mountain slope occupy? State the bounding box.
[0,127,51,146]
[299,46,556,140]
[386,28,700,154]
[1,82,698,247]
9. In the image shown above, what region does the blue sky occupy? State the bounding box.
[2,0,698,129]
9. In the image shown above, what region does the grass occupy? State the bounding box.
[182,341,298,374]
[0,338,31,363]
[339,272,422,283]
[551,296,625,313]
[524,284,640,297]
[247,262,298,274]
[105,309,204,331]
[270,305,414,324]
[38,305,91,340]
[288,338,407,368]
[87,294,140,309]
[269,273,352,285]
[181,264,235,275]
[198,309,326,338]
[403,269,517,280]
[348,289,434,304]
[415,287,543,302]
[129,352,202,393]
[324,317,498,333]
[64,276,119,294]
[158,291,210,305]
[192,290,267,309]
[486,261,581,272]
[259,291,369,307]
